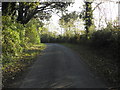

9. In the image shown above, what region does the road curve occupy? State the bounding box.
[20,43,106,88]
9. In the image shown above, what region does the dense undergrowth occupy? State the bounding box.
[2,16,46,87]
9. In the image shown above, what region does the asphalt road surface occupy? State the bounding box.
[20,43,106,88]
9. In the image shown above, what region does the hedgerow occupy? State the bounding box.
[2,16,42,65]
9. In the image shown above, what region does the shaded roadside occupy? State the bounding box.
[61,43,119,88]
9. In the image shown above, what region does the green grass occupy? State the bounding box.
[61,43,119,87]
[2,43,46,87]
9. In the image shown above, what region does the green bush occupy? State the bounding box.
[91,30,112,47]
[25,19,40,45]
[2,16,41,65]
[2,28,23,64]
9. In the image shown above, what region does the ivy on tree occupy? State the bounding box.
[80,2,93,38]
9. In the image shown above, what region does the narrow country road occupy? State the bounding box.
[20,43,106,88]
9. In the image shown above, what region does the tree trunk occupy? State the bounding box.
[17,3,24,24]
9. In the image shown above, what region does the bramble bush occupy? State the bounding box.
[2,16,41,65]
[2,16,23,64]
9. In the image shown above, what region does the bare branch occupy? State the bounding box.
[92,2,102,12]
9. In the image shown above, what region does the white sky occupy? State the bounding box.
[47,0,119,34]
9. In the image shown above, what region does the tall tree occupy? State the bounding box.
[83,2,93,37]
[59,11,78,36]
[2,2,71,24]
[80,1,102,38]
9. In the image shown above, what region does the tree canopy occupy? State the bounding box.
[59,11,79,36]
[2,2,71,24]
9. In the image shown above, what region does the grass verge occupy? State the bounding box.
[61,43,119,88]
[2,43,46,88]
